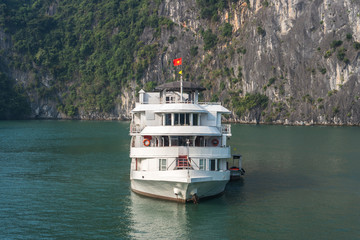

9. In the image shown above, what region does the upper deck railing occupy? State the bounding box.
[164,100,222,105]
[198,102,221,105]
[165,99,194,104]
[130,123,231,135]
[130,124,143,134]
[137,100,222,105]
[130,146,231,159]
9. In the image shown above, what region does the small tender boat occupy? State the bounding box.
[229,155,245,181]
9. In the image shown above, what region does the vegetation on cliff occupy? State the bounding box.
[231,93,269,117]
[1,0,169,117]
[0,71,30,119]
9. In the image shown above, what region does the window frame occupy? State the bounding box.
[159,159,167,171]
[199,159,206,170]
[210,159,216,171]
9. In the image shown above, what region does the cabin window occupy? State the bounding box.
[161,136,169,146]
[178,136,193,146]
[174,113,179,125]
[199,159,206,170]
[195,136,204,147]
[165,114,171,126]
[185,113,190,125]
[166,96,175,103]
[170,136,178,146]
[159,159,167,171]
[193,114,198,126]
[210,159,216,171]
[173,113,191,126]
[180,114,185,125]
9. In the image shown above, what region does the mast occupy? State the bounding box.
[172,57,183,102]
[180,74,183,102]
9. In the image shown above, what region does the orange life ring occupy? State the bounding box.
[143,139,150,146]
[212,139,219,146]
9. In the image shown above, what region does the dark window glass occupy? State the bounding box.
[180,113,185,125]
[185,113,190,125]
[165,114,171,125]
[193,114,198,126]
[163,136,169,146]
[174,113,179,125]
[210,159,216,171]
[171,136,178,146]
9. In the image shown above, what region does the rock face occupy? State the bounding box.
[142,0,360,125]
[1,0,360,125]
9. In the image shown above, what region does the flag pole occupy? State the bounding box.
[173,57,183,102]
[180,71,183,102]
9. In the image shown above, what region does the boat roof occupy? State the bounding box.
[132,103,207,113]
[154,81,206,92]
[140,126,221,136]
[201,104,231,114]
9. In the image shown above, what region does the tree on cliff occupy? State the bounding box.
[0,72,30,120]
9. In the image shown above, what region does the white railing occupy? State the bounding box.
[136,100,222,105]
[130,124,143,133]
[165,100,195,104]
[130,146,231,158]
[198,102,221,105]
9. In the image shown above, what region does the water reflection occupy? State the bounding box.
[129,192,189,239]
[128,183,253,240]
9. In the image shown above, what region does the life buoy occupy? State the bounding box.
[143,139,150,146]
[212,139,219,146]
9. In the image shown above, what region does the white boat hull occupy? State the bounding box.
[130,170,230,202]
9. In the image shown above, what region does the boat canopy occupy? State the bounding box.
[201,104,231,114]
[154,104,207,113]
[140,126,221,136]
[154,81,206,92]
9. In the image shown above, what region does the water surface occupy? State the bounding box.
[0,121,359,239]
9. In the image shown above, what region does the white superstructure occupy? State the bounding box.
[129,81,232,202]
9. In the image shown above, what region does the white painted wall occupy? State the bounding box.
[144,92,160,104]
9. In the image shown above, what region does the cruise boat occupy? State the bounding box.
[129,81,236,203]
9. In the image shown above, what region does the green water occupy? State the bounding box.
[0,121,359,239]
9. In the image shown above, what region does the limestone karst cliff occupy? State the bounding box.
[1,0,359,125]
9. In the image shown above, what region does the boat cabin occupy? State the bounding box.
[130,81,232,172]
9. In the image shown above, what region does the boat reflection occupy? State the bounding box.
[129,192,190,239]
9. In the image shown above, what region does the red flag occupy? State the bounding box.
[173,58,182,66]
